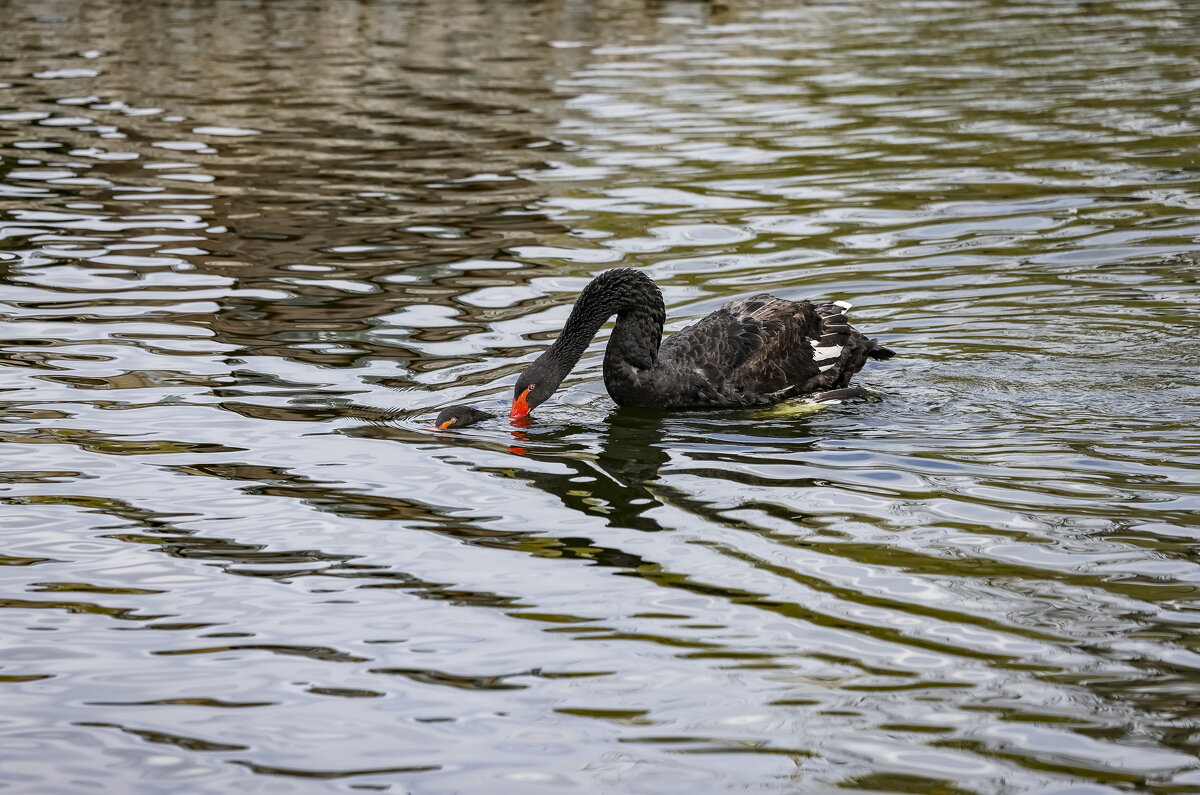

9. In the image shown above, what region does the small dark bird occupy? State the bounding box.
[432,405,494,430]
[510,268,894,419]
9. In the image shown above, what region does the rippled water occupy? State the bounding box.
[3,0,1200,792]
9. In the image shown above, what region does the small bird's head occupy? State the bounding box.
[432,405,494,430]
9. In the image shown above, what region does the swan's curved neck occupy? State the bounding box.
[539,269,666,385]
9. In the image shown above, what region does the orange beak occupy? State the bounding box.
[510,387,533,420]
[436,419,454,429]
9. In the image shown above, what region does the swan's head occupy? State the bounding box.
[510,357,564,419]
[433,405,494,430]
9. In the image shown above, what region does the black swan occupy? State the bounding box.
[510,268,894,419]
[433,405,494,429]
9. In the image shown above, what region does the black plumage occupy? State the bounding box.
[510,268,894,418]
[433,405,494,429]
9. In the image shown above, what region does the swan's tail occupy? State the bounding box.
[827,300,895,361]
[806,300,896,391]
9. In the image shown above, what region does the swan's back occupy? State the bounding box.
[639,293,892,408]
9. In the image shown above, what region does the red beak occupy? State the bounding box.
[510,387,532,420]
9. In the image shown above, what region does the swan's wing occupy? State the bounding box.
[659,294,824,398]
[651,294,893,406]
[660,296,785,368]
[736,296,827,395]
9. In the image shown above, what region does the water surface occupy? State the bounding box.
[2,0,1199,792]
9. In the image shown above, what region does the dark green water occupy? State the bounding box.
[2,1,1199,792]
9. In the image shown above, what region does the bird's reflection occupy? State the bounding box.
[504,408,675,533]
[455,404,828,538]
